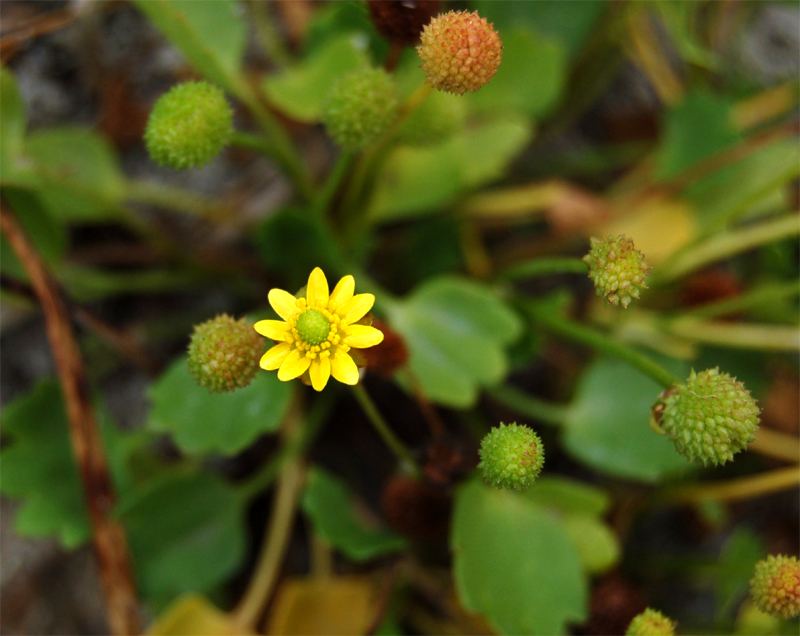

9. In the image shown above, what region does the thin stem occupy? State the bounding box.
[311,533,334,580]
[663,466,799,505]
[524,301,681,389]
[488,385,570,427]
[680,279,800,320]
[351,383,420,477]
[312,149,356,220]
[498,257,589,281]
[750,428,800,463]
[666,318,799,352]
[125,179,219,217]
[653,213,800,285]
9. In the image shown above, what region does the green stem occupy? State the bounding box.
[312,149,356,220]
[653,213,800,285]
[230,130,279,158]
[666,318,800,352]
[125,180,219,217]
[663,466,800,505]
[487,385,569,426]
[351,383,420,476]
[680,279,800,320]
[524,301,681,389]
[498,257,588,281]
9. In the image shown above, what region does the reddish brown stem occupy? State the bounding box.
[0,201,141,635]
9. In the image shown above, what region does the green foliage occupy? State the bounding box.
[301,467,406,561]
[0,67,32,188]
[116,467,247,606]
[369,118,532,221]
[263,35,370,123]
[0,381,132,549]
[132,0,247,94]
[564,356,693,482]
[387,276,523,408]
[452,479,588,635]
[148,357,292,455]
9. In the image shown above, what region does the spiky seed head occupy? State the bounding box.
[323,68,398,150]
[144,81,233,170]
[583,235,651,308]
[479,422,544,490]
[367,0,441,46]
[656,368,759,466]
[626,608,676,636]
[417,10,503,95]
[187,314,262,393]
[396,90,466,147]
[750,555,800,619]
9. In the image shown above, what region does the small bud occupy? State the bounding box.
[583,235,651,308]
[417,10,503,95]
[145,81,233,170]
[396,90,466,147]
[750,554,800,619]
[655,368,759,466]
[479,422,544,490]
[187,314,262,393]
[368,0,441,46]
[626,608,676,636]
[323,68,398,150]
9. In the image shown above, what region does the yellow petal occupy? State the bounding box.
[306,267,329,308]
[309,356,331,392]
[269,289,299,321]
[330,351,359,385]
[261,342,292,370]
[277,349,311,381]
[344,325,384,348]
[329,275,355,311]
[338,293,375,324]
[254,319,291,341]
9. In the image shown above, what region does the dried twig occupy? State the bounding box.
[0,200,141,635]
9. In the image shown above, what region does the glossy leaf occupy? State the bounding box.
[388,276,523,408]
[0,380,130,549]
[469,29,567,119]
[369,118,532,221]
[302,467,406,561]
[117,467,247,605]
[24,127,126,221]
[133,0,246,93]
[149,356,292,455]
[563,356,693,482]
[452,479,588,635]
[263,35,370,123]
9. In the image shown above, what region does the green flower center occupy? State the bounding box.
[295,309,331,346]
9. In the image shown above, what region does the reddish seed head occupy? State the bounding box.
[751,554,800,619]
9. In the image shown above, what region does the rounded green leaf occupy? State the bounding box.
[388,277,523,408]
[560,513,619,575]
[563,356,693,482]
[452,479,587,635]
[149,356,292,455]
[302,467,406,561]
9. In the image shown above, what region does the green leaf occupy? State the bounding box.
[716,528,765,611]
[263,35,370,123]
[24,127,126,221]
[369,118,532,222]
[388,276,523,408]
[305,0,388,62]
[0,67,36,188]
[656,89,741,180]
[149,356,292,455]
[522,477,619,575]
[0,380,131,549]
[117,467,247,605]
[563,356,693,482]
[452,479,588,635]
[468,29,567,119]
[302,467,406,561]
[474,1,606,59]
[132,0,246,94]
[0,188,68,281]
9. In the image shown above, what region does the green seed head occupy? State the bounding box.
[323,68,398,150]
[583,235,651,308]
[479,422,544,490]
[396,90,466,147]
[145,81,233,170]
[187,314,262,393]
[656,368,759,466]
[750,554,800,619]
[295,309,331,346]
[626,608,676,636]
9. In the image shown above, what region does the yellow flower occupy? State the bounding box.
[254,268,384,391]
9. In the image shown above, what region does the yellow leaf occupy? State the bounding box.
[147,593,255,636]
